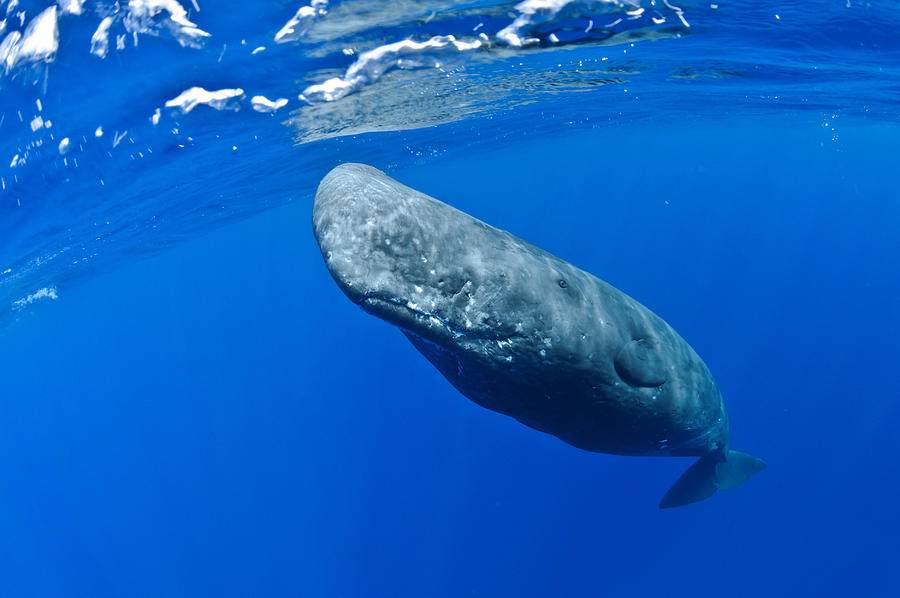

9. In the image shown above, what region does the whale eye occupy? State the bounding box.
[558,279,568,289]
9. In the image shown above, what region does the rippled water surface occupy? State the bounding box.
[2,0,898,316]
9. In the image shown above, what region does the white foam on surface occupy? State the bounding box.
[0,30,21,70]
[123,0,211,49]
[58,0,85,16]
[13,286,58,310]
[90,15,115,58]
[82,0,210,51]
[1,5,59,74]
[275,0,328,43]
[300,35,482,103]
[251,95,288,113]
[164,86,245,113]
[58,137,70,154]
[294,0,676,104]
[498,0,631,47]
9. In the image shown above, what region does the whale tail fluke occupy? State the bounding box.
[659,450,766,509]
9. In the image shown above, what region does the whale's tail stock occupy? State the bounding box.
[659,450,766,509]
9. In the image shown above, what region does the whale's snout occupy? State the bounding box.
[312,163,458,340]
[312,163,527,344]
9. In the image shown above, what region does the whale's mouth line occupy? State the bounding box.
[359,293,515,342]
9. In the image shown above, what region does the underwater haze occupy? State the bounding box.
[1,1,899,596]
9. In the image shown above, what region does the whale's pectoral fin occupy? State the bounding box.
[614,338,668,387]
[659,450,766,509]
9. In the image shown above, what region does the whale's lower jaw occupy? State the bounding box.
[360,294,514,343]
[359,294,451,341]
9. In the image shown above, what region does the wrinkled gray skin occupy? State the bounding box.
[313,163,730,460]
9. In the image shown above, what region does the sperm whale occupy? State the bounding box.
[312,163,765,508]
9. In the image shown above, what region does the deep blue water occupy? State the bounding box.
[2,1,899,596]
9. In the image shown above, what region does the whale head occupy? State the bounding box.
[313,161,550,351]
[312,163,490,344]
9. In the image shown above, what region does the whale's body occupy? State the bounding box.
[313,163,764,508]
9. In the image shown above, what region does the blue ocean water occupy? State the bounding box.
[1,1,899,596]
